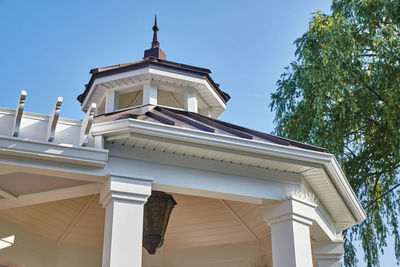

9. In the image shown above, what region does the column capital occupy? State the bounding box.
[263,196,317,226]
[100,175,152,208]
[312,241,344,264]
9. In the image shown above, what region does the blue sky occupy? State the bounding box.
[0,1,397,266]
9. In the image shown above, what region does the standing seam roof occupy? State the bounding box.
[94,105,328,153]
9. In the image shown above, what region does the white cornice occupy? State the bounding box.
[0,135,109,167]
[82,66,226,117]
[92,118,366,226]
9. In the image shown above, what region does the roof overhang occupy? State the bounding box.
[79,59,230,117]
[91,118,366,231]
[0,135,108,167]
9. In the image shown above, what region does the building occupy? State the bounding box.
[0,17,365,267]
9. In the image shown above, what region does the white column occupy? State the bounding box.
[105,90,117,113]
[184,89,198,113]
[263,196,316,267]
[143,81,157,105]
[313,241,344,267]
[100,175,152,267]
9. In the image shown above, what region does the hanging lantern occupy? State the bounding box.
[143,190,176,254]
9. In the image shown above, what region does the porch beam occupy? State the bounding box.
[0,188,17,199]
[0,183,102,210]
[57,194,97,244]
[220,199,259,241]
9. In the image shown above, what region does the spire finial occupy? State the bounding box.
[144,15,166,60]
[152,15,160,48]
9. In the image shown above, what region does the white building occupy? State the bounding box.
[0,17,365,267]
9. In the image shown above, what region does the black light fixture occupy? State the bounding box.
[143,190,176,254]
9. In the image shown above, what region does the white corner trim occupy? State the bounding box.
[0,135,109,167]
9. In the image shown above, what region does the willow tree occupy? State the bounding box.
[270,0,400,266]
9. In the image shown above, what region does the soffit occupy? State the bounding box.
[0,193,269,250]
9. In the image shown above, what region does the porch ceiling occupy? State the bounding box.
[0,193,270,250]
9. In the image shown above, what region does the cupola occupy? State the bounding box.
[77,16,230,118]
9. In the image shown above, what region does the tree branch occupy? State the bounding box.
[366,182,400,211]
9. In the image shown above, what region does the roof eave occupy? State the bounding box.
[324,158,367,225]
[91,117,366,228]
[78,59,230,106]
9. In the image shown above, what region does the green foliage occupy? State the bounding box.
[270,0,400,266]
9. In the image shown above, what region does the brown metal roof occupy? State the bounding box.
[94,105,328,153]
[77,57,230,105]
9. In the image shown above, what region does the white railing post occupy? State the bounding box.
[12,90,27,137]
[46,97,63,142]
[80,103,96,147]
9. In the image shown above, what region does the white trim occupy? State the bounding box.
[0,135,108,167]
[82,66,226,117]
[325,158,366,227]
[46,97,63,142]
[12,90,26,137]
[0,154,106,183]
[0,107,82,126]
[80,103,96,147]
[92,118,366,225]
[0,183,102,210]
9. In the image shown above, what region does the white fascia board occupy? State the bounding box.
[0,135,109,167]
[324,158,366,224]
[82,66,226,113]
[92,118,366,227]
[107,143,302,185]
[92,118,332,164]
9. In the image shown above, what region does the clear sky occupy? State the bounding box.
[0,0,396,266]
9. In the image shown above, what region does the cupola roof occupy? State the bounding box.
[77,16,230,116]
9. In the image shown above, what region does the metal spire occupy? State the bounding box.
[144,15,166,60]
[152,15,160,48]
